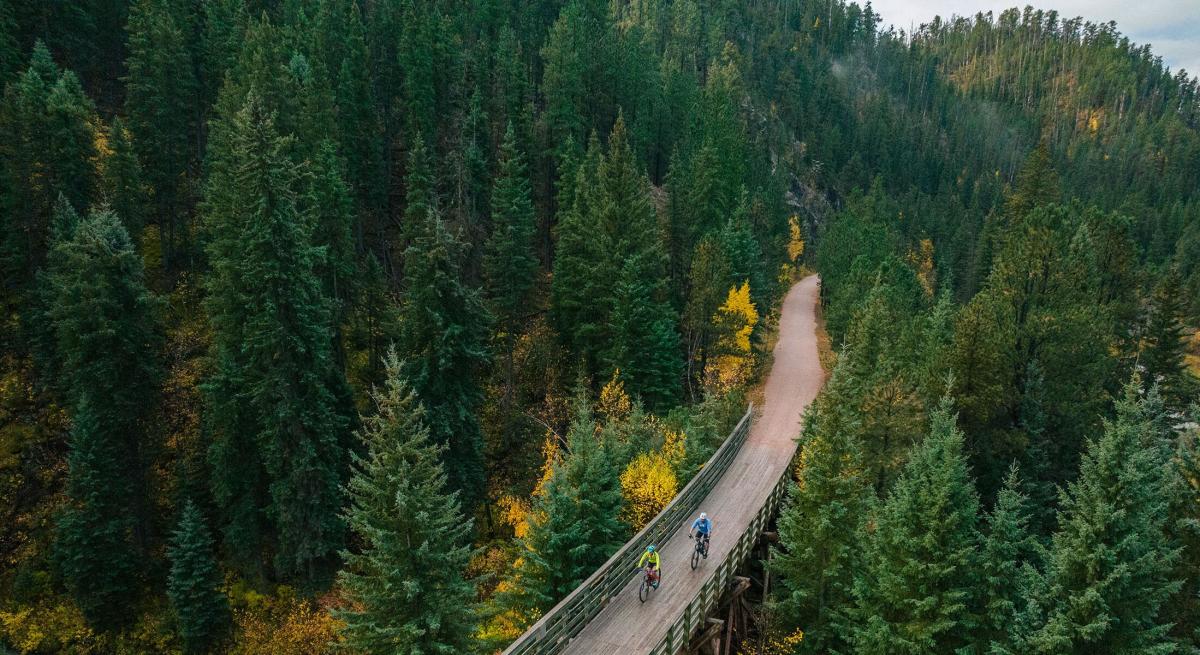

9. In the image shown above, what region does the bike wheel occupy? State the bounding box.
[691,545,700,570]
[639,579,649,603]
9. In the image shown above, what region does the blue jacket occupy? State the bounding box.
[691,517,712,535]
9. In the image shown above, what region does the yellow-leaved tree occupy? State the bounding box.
[906,238,935,297]
[787,215,805,262]
[706,281,759,392]
[620,449,678,530]
[596,370,632,426]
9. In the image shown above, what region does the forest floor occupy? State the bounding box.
[557,275,825,654]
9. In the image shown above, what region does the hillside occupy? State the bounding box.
[0,0,1196,653]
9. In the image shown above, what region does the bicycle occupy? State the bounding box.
[689,533,710,570]
[638,564,661,602]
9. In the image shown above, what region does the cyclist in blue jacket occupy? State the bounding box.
[689,512,712,558]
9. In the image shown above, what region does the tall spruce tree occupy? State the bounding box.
[850,397,980,655]
[56,398,139,630]
[484,121,538,338]
[0,44,98,323]
[551,132,608,363]
[551,115,681,405]
[337,350,478,654]
[604,256,682,409]
[771,357,873,654]
[1022,379,1181,654]
[1141,267,1195,412]
[397,169,490,509]
[976,465,1038,653]
[102,117,148,241]
[1166,413,1200,649]
[168,501,230,654]
[202,92,348,580]
[47,208,160,629]
[496,405,626,617]
[124,0,198,271]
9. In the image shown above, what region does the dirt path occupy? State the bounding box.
[562,275,825,653]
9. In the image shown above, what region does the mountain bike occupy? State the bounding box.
[690,533,710,570]
[638,565,660,602]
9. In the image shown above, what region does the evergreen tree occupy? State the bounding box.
[1017,360,1058,540]
[551,115,680,404]
[124,0,198,271]
[977,465,1037,653]
[497,406,626,615]
[306,140,357,313]
[1022,379,1181,654]
[0,0,18,86]
[485,121,538,337]
[1141,267,1195,412]
[604,256,682,409]
[337,350,478,655]
[56,397,139,630]
[850,397,980,655]
[332,1,383,229]
[398,187,490,509]
[551,133,608,363]
[102,116,148,240]
[168,501,230,654]
[0,44,98,315]
[47,208,160,629]
[1166,413,1200,650]
[771,358,873,654]
[202,92,348,580]
[402,133,436,245]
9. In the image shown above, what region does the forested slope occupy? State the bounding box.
[0,0,1196,653]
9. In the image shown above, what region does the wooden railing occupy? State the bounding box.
[647,467,790,655]
[501,405,756,655]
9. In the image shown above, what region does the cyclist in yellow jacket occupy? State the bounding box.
[637,545,661,588]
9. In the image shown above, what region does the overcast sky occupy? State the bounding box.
[867,0,1200,77]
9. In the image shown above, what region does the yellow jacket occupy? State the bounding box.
[638,550,660,569]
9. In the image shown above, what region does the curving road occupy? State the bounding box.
[562,275,825,653]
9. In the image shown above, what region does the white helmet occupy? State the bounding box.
[699,512,708,519]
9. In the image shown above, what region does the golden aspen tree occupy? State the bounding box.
[707,281,760,392]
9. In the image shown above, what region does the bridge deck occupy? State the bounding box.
[562,275,824,654]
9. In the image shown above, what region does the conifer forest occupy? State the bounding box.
[0,0,1198,653]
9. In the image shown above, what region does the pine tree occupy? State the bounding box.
[337,350,479,655]
[551,115,680,404]
[0,44,98,311]
[168,501,230,654]
[332,1,383,233]
[402,133,436,245]
[977,465,1037,653]
[45,206,162,604]
[56,397,139,630]
[1141,267,1195,412]
[398,189,490,510]
[485,121,538,337]
[124,0,198,271]
[498,406,626,615]
[604,256,682,410]
[46,208,160,629]
[850,397,980,655]
[1166,412,1200,649]
[202,92,348,580]
[551,132,608,363]
[306,140,357,313]
[0,0,18,86]
[103,117,148,241]
[771,358,873,654]
[1023,379,1181,654]
[1017,360,1058,540]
